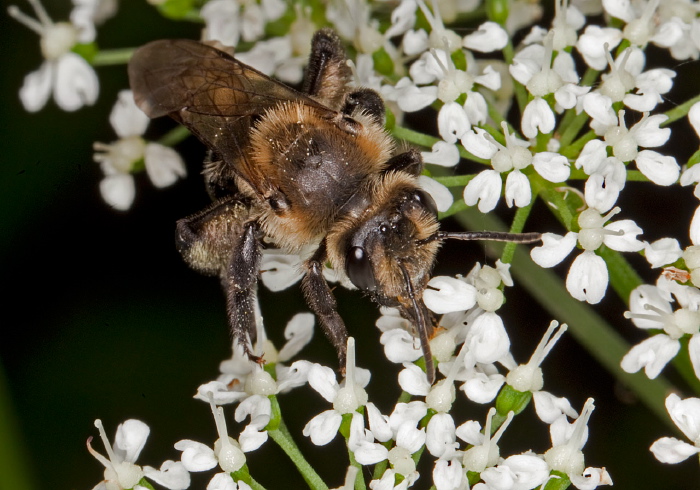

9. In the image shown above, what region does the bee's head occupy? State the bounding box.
[330,175,441,305]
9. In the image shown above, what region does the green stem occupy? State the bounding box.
[158,125,191,147]
[501,200,535,264]
[391,126,439,149]
[534,174,577,230]
[597,246,644,301]
[663,93,700,126]
[391,126,489,165]
[453,207,678,430]
[233,465,268,490]
[268,419,329,490]
[559,111,593,151]
[92,47,136,66]
[0,361,36,490]
[564,130,596,158]
[439,199,467,220]
[432,175,476,187]
[247,476,268,490]
[347,448,366,490]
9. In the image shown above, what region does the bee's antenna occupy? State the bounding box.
[398,261,436,384]
[435,231,542,244]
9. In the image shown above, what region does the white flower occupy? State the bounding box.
[576,25,622,70]
[522,97,556,138]
[303,338,370,446]
[459,408,514,473]
[582,108,678,186]
[505,321,576,422]
[143,461,191,490]
[382,77,438,112]
[352,413,426,480]
[201,0,286,47]
[575,140,627,212]
[175,394,247,488]
[462,122,569,213]
[604,0,699,59]
[423,276,477,314]
[235,36,308,84]
[94,90,186,210]
[551,0,586,50]
[544,399,612,489]
[650,393,700,464]
[195,313,313,405]
[418,175,454,212]
[421,141,461,167]
[621,279,700,379]
[598,46,675,112]
[644,238,683,268]
[9,0,99,112]
[432,458,467,490]
[531,208,644,304]
[88,419,189,490]
[479,452,551,490]
[71,0,117,43]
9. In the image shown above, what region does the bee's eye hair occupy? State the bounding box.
[346,246,378,291]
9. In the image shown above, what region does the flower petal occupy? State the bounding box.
[303,410,343,446]
[635,150,679,186]
[466,312,510,364]
[381,329,422,364]
[114,419,150,463]
[100,174,136,210]
[418,176,453,212]
[423,276,477,314]
[620,335,679,379]
[143,460,191,490]
[463,170,502,213]
[530,232,577,268]
[463,22,508,52]
[277,313,314,362]
[53,53,99,111]
[521,98,555,139]
[532,151,570,182]
[566,251,608,304]
[19,62,53,112]
[650,437,700,464]
[110,90,149,138]
[504,170,532,208]
[666,393,700,442]
[174,440,217,472]
[145,143,187,188]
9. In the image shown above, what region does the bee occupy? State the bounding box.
[128,29,541,383]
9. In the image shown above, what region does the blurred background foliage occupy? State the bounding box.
[1,1,699,489]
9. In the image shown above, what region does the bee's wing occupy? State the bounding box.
[128,38,337,196]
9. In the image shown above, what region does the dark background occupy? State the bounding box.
[1,1,699,489]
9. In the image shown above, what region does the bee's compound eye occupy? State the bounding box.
[346,246,378,291]
[413,189,438,217]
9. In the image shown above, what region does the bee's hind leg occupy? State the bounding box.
[223,221,263,363]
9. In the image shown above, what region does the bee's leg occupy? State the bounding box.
[341,88,386,125]
[175,195,251,276]
[301,240,348,373]
[382,149,423,176]
[303,28,352,108]
[223,221,263,363]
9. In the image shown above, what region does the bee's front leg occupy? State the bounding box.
[301,240,348,374]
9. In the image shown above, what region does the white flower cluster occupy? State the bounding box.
[88,317,610,490]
